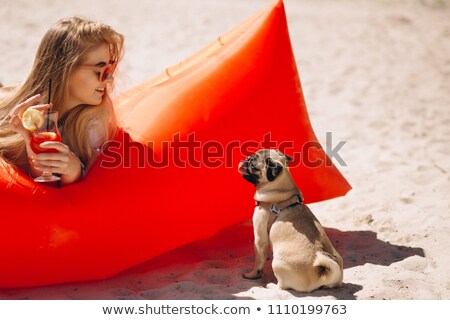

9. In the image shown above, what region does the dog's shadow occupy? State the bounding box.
[325,228,425,269]
[256,227,424,299]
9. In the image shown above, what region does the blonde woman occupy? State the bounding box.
[0,17,124,185]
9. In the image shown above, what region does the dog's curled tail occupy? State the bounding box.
[313,251,343,288]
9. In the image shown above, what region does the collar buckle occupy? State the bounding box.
[270,204,282,216]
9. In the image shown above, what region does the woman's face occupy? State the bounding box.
[63,43,113,113]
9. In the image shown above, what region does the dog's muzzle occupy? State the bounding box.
[238,161,247,175]
[238,160,259,185]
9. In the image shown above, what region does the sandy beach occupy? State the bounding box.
[0,0,449,300]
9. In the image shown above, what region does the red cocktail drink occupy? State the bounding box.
[30,131,62,154]
[27,110,62,182]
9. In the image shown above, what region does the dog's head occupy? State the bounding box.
[238,149,292,186]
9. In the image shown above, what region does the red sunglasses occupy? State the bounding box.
[80,61,116,82]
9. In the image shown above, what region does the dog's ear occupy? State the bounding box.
[285,154,293,163]
[275,150,293,163]
[265,158,283,181]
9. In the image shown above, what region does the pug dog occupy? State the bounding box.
[238,149,343,292]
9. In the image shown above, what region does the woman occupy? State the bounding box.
[0,17,124,185]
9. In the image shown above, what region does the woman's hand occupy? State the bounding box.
[8,94,50,138]
[29,142,83,185]
[8,94,83,185]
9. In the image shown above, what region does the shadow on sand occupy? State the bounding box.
[0,222,425,300]
[118,222,424,300]
[325,228,425,269]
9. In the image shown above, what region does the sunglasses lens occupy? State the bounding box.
[101,66,110,81]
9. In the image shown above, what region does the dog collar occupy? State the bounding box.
[255,193,304,216]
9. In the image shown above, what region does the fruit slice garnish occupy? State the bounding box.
[22,109,45,131]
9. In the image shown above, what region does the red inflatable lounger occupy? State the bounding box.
[0,0,351,288]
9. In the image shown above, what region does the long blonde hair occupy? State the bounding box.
[0,17,124,173]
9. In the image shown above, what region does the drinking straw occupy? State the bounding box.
[46,79,52,131]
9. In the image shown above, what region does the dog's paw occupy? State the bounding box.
[242,269,262,280]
